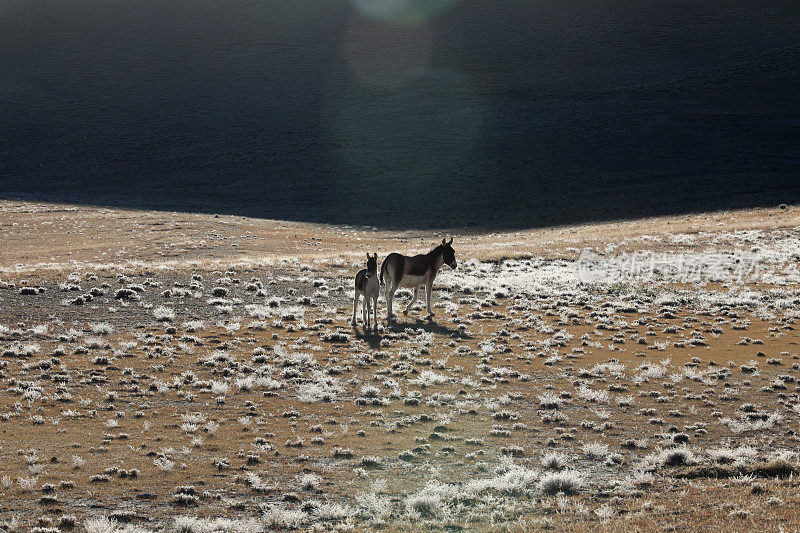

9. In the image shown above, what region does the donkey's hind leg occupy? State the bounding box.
[386,281,398,320]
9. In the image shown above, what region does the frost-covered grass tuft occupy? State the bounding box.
[299,474,321,491]
[357,480,393,521]
[84,517,118,533]
[313,501,355,522]
[538,392,563,409]
[210,381,230,395]
[411,370,449,387]
[89,322,114,335]
[261,506,308,529]
[582,441,610,460]
[405,481,457,519]
[154,457,175,471]
[634,359,671,383]
[463,461,539,496]
[297,374,343,403]
[541,451,569,471]
[539,470,583,495]
[645,446,699,469]
[709,446,758,465]
[153,306,176,322]
[721,411,783,434]
[182,320,206,332]
[173,516,262,533]
[577,386,609,403]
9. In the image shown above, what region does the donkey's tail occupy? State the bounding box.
[379,257,387,286]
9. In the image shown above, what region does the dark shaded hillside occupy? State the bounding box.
[1,0,799,228]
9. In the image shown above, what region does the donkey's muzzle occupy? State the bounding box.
[449,261,457,269]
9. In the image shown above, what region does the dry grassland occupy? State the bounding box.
[1,200,799,532]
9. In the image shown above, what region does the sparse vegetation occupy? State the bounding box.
[1,202,800,530]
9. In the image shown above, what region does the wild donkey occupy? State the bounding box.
[380,238,456,320]
[352,253,379,330]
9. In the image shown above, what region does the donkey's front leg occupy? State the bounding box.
[351,292,359,325]
[425,279,435,316]
[404,287,419,315]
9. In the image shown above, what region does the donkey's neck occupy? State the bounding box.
[428,247,445,272]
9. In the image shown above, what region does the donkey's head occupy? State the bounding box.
[440,238,457,269]
[365,253,378,278]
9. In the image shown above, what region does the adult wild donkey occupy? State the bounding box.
[380,238,457,320]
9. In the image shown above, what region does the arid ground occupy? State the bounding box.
[1,200,800,532]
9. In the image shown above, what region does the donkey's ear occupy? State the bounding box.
[448,237,453,245]
[373,253,378,259]
[442,238,446,245]
[366,253,370,259]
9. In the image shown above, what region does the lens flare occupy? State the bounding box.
[326,68,487,224]
[342,15,432,90]
[350,0,458,27]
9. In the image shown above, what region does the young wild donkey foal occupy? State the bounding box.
[352,253,379,330]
